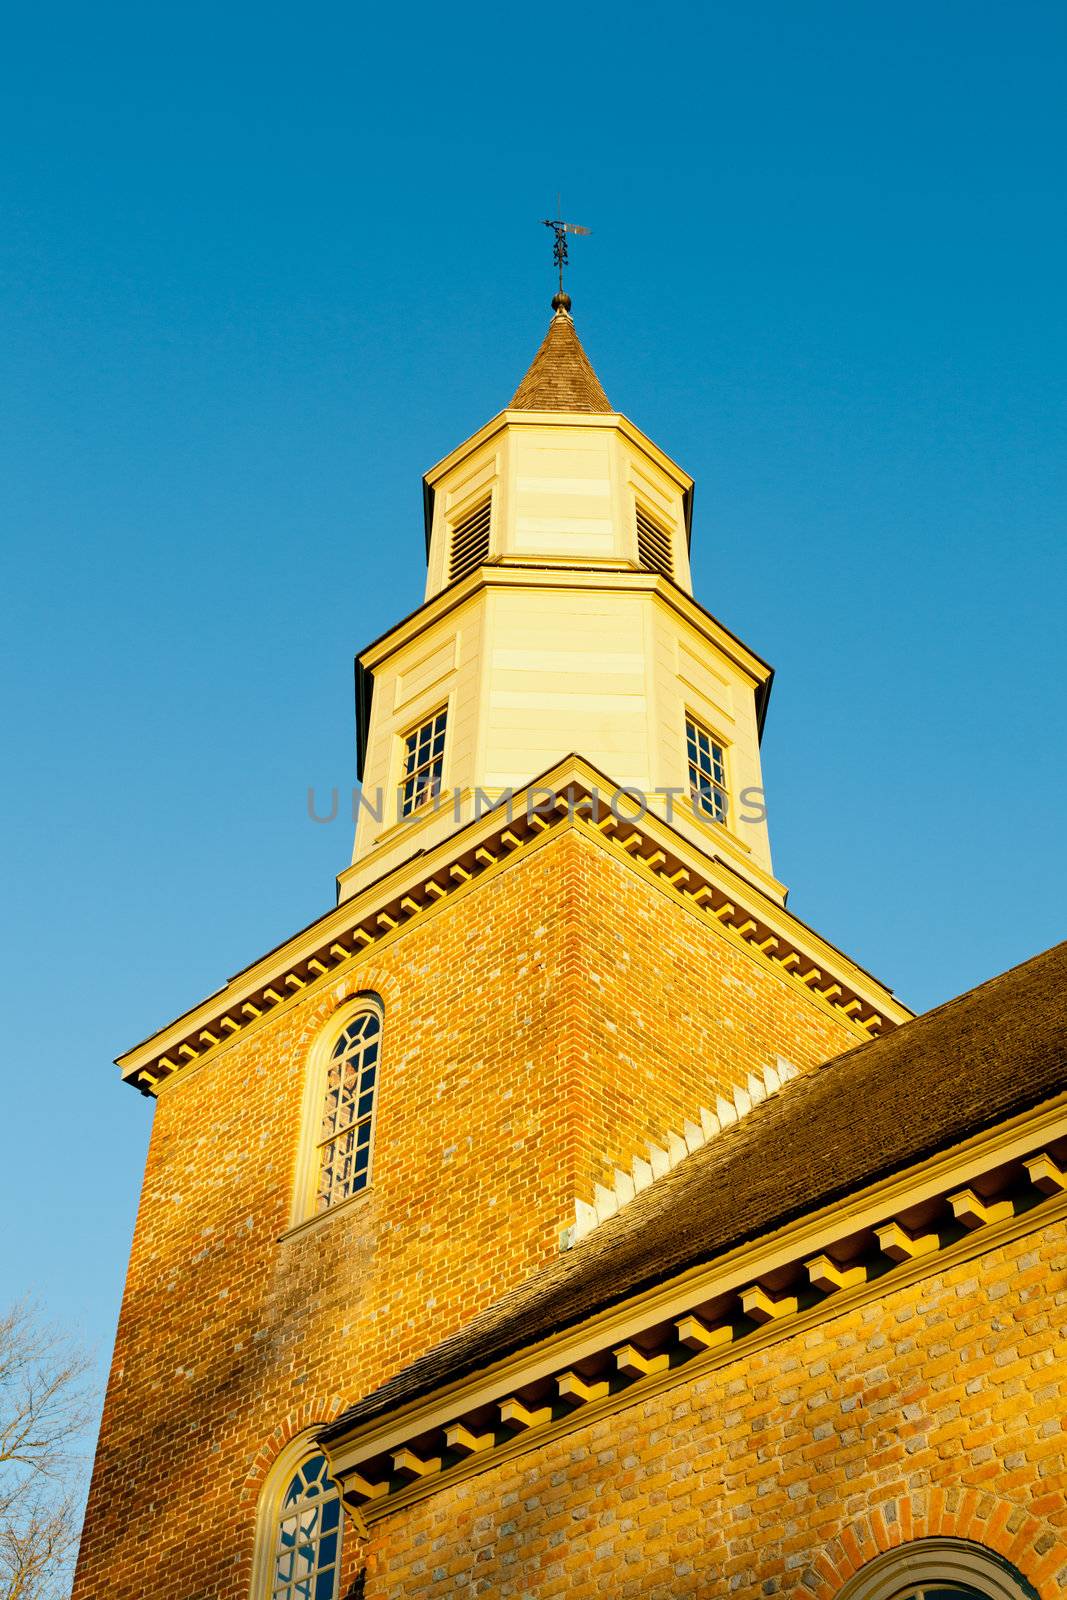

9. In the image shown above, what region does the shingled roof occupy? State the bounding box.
[509,308,613,413]
[324,939,1067,1441]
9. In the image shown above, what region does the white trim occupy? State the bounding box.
[289,993,385,1229]
[321,1113,1067,1518]
[684,708,731,829]
[248,1430,343,1600]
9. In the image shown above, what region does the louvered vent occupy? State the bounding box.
[635,505,674,579]
[448,495,492,583]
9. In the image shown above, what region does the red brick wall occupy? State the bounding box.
[364,1218,1067,1599]
[73,825,861,1600]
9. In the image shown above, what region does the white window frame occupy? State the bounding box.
[685,710,730,828]
[398,705,448,820]
[249,1432,343,1600]
[290,994,384,1228]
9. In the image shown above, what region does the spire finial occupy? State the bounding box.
[541,201,590,313]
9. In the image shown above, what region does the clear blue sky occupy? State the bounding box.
[2,1,1065,1408]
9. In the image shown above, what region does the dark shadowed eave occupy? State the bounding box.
[322,939,1067,1443]
[509,308,613,414]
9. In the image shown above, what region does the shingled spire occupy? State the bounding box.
[509,302,613,414]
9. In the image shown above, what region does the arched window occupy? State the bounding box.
[293,996,384,1224]
[315,1004,382,1212]
[251,1441,342,1600]
[836,1539,1038,1600]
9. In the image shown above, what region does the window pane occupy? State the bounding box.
[400,709,448,816]
[317,1010,381,1209]
[686,715,727,824]
[271,1461,341,1600]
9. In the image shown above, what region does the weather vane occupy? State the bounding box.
[542,201,590,310]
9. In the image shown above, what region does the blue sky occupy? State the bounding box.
[2,1,1065,1410]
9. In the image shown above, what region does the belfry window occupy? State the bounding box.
[267,1452,341,1600]
[686,714,728,825]
[400,707,447,817]
[315,1005,382,1212]
[448,494,492,583]
[635,503,674,579]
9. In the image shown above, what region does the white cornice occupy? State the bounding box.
[423,410,693,497]
[116,756,907,1095]
[356,566,773,690]
[319,1104,1067,1521]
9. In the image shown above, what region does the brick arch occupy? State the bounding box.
[292,963,404,1052]
[239,1396,348,1507]
[798,1488,1067,1599]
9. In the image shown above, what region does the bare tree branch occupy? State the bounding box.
[0,1303,93,1600]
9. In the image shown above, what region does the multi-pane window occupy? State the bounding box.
[400,707,447,818]
[315,1008,381,1212]
[269,1453,341,1600]
[685,714,728,825]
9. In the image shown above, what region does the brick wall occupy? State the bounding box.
[73,824,861,1600]
[364,1219,1067,1599]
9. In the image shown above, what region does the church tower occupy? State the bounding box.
[72,291,940,1600]
[346,297,779,904]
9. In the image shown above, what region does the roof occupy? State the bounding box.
[324,939,1067,1440]
[509,308,613,413]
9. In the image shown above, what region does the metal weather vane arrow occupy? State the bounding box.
[542,201,591,307]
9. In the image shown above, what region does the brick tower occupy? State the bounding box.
[73,297,1066,1600]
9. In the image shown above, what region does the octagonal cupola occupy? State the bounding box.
[342,302,779,909]
[422,303,695,600]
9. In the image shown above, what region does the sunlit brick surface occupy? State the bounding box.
[365,1223,1067,1599]
[74,830,876,1600]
